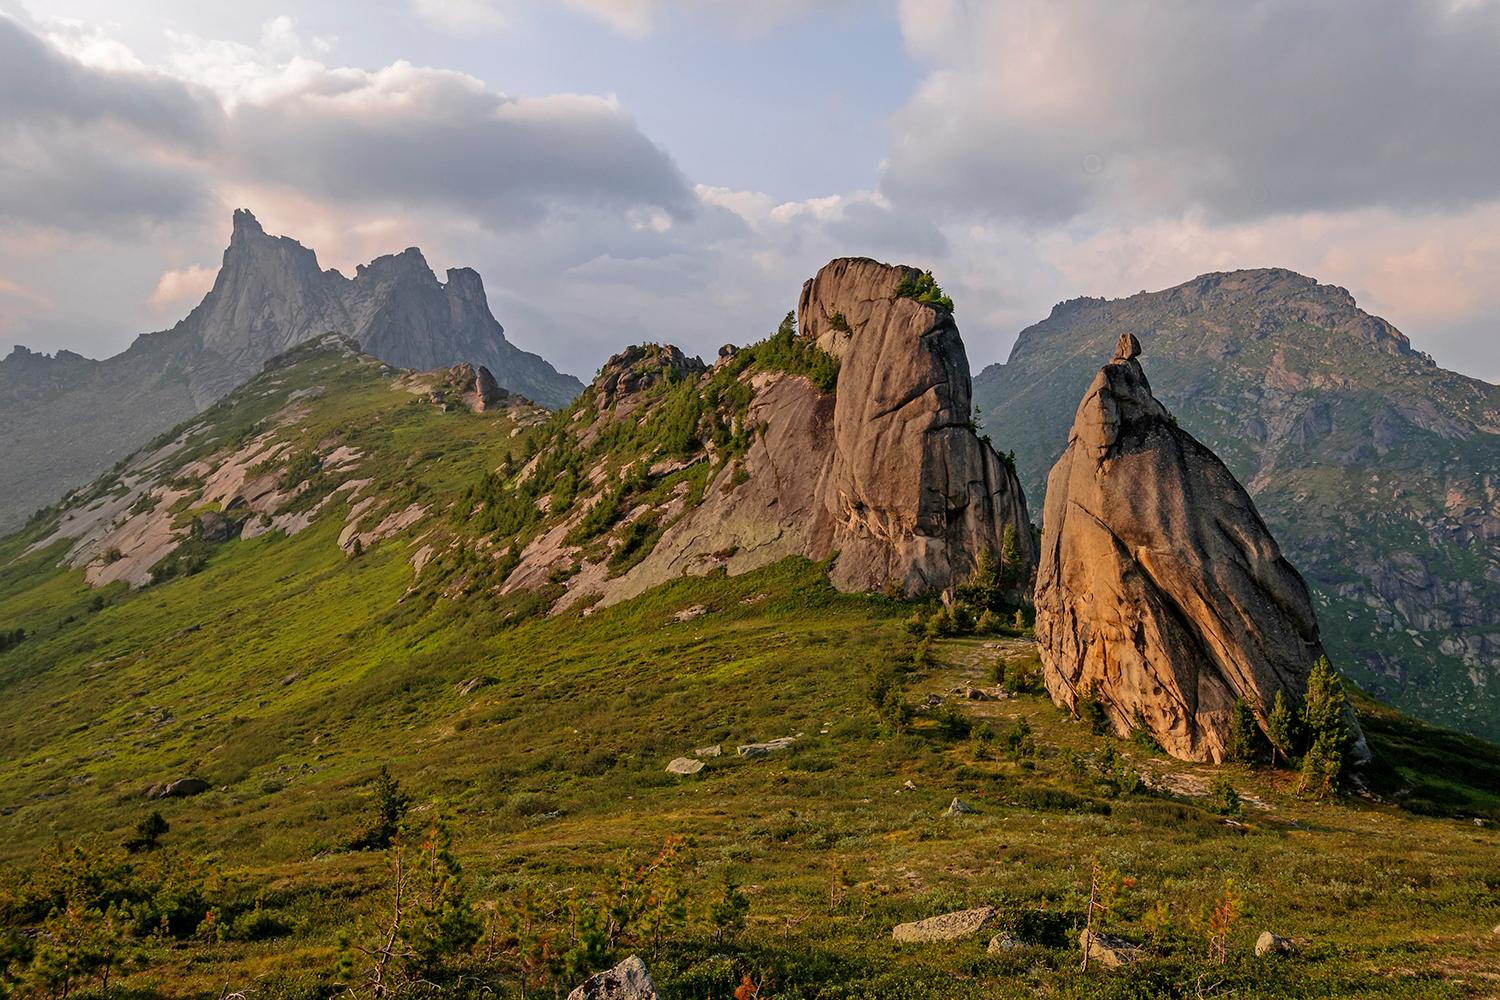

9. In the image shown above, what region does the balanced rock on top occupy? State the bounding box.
[1033,333,1368,763]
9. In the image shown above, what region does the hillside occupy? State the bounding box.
[0,210,583,535]
[974,269,1500,742]
[0,292,1497,998]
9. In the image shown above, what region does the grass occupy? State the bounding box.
[0,345,1497,998]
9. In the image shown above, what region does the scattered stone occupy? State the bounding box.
[145,777,209,799]
[987,932,1022,953]
[673,604,708,623]
[1080,929,1142,968]
[892,906,996,943]
[567,954,659,1000]
[737,736,796,758]
[280,671,301,687]
[925,693,944,707]
[456,676,494,695]
[902,779,917,790]
[1255,931,1297,957]
[944,797,976,817]
[693,745,722,758]
[665,757,705,776]
[963,685,994,701]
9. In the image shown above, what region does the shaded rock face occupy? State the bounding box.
[566,955,658,1000]
[1034,334,1367,763]
[564,258,1036,608]
[799,258,1036,595]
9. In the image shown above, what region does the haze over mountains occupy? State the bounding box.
[976,269,1500,740]
[0,211,582,533]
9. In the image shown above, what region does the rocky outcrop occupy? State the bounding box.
[1035,334,1368,763]
[557,259,1036,607]
[800,258,1036,594]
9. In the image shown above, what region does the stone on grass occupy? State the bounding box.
[1080,929,1141,968]
[694,745,722,758]
[567,955,658,1000]
[1255,931,1296,956]
[737,736,796,758]
[944,797,976,817]
[987,932,1021,953]
[665,757,704,776]
[892,906,995,943]
[146,777,210,799]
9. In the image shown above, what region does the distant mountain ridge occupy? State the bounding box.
[0,210,583,532]
[975,268,1500,740]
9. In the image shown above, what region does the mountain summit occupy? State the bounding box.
[0,211,583,532]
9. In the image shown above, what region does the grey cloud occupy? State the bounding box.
[884,0,1500,224]
[226,70,695,227]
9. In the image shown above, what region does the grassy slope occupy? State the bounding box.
[0,349,1498,999]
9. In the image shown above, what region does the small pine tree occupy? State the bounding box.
[706,873,750,946]
[1226,698,1262,764]
[1265,690,1299,768]
[1298,657,1351,795]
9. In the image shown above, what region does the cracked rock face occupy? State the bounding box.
[1034,334,1367,762]
[801,258,1037,595]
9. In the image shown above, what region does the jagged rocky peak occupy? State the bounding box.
[1033,334,1369,763]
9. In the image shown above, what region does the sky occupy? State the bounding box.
[1,0,1498,384]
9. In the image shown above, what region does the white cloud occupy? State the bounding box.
[146,264,216,310]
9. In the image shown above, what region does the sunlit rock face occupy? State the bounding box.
[1034,333,1368,763]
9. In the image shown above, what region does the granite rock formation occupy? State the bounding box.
[1034,333,1368,763]
[525,258,1036,608]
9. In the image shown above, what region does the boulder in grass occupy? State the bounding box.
[145,777,210,799]
[892,906,995,943]
[1256,931,1297,956]
[1079,929,1141,968]
[567,955,659,1000]
[665,757,704,776]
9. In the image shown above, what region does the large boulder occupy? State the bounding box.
[145,777,210,799]
[1034,334,1369,763]
[891,906,996,942]
[567,955,658,1000]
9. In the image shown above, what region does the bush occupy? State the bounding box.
[932,704,972,741]
[347,766,412,851]
[1212,776,1243,816]
[894,269,955,311]
[996,653,1043,695]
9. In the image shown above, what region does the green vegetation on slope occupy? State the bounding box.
[0,338,1496,999]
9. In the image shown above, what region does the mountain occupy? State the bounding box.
[974,269,1500,741]
[0,210,584,534]
[1,275,1497,1000]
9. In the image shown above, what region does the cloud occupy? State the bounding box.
[411,0,509,33]
[147,264,217,310]
[886,0,1500,225]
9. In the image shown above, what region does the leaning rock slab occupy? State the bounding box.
[1035,333,1369,764]
[892,906,995,943]
[1080,929,1141,968]
[567,955,658,1000]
